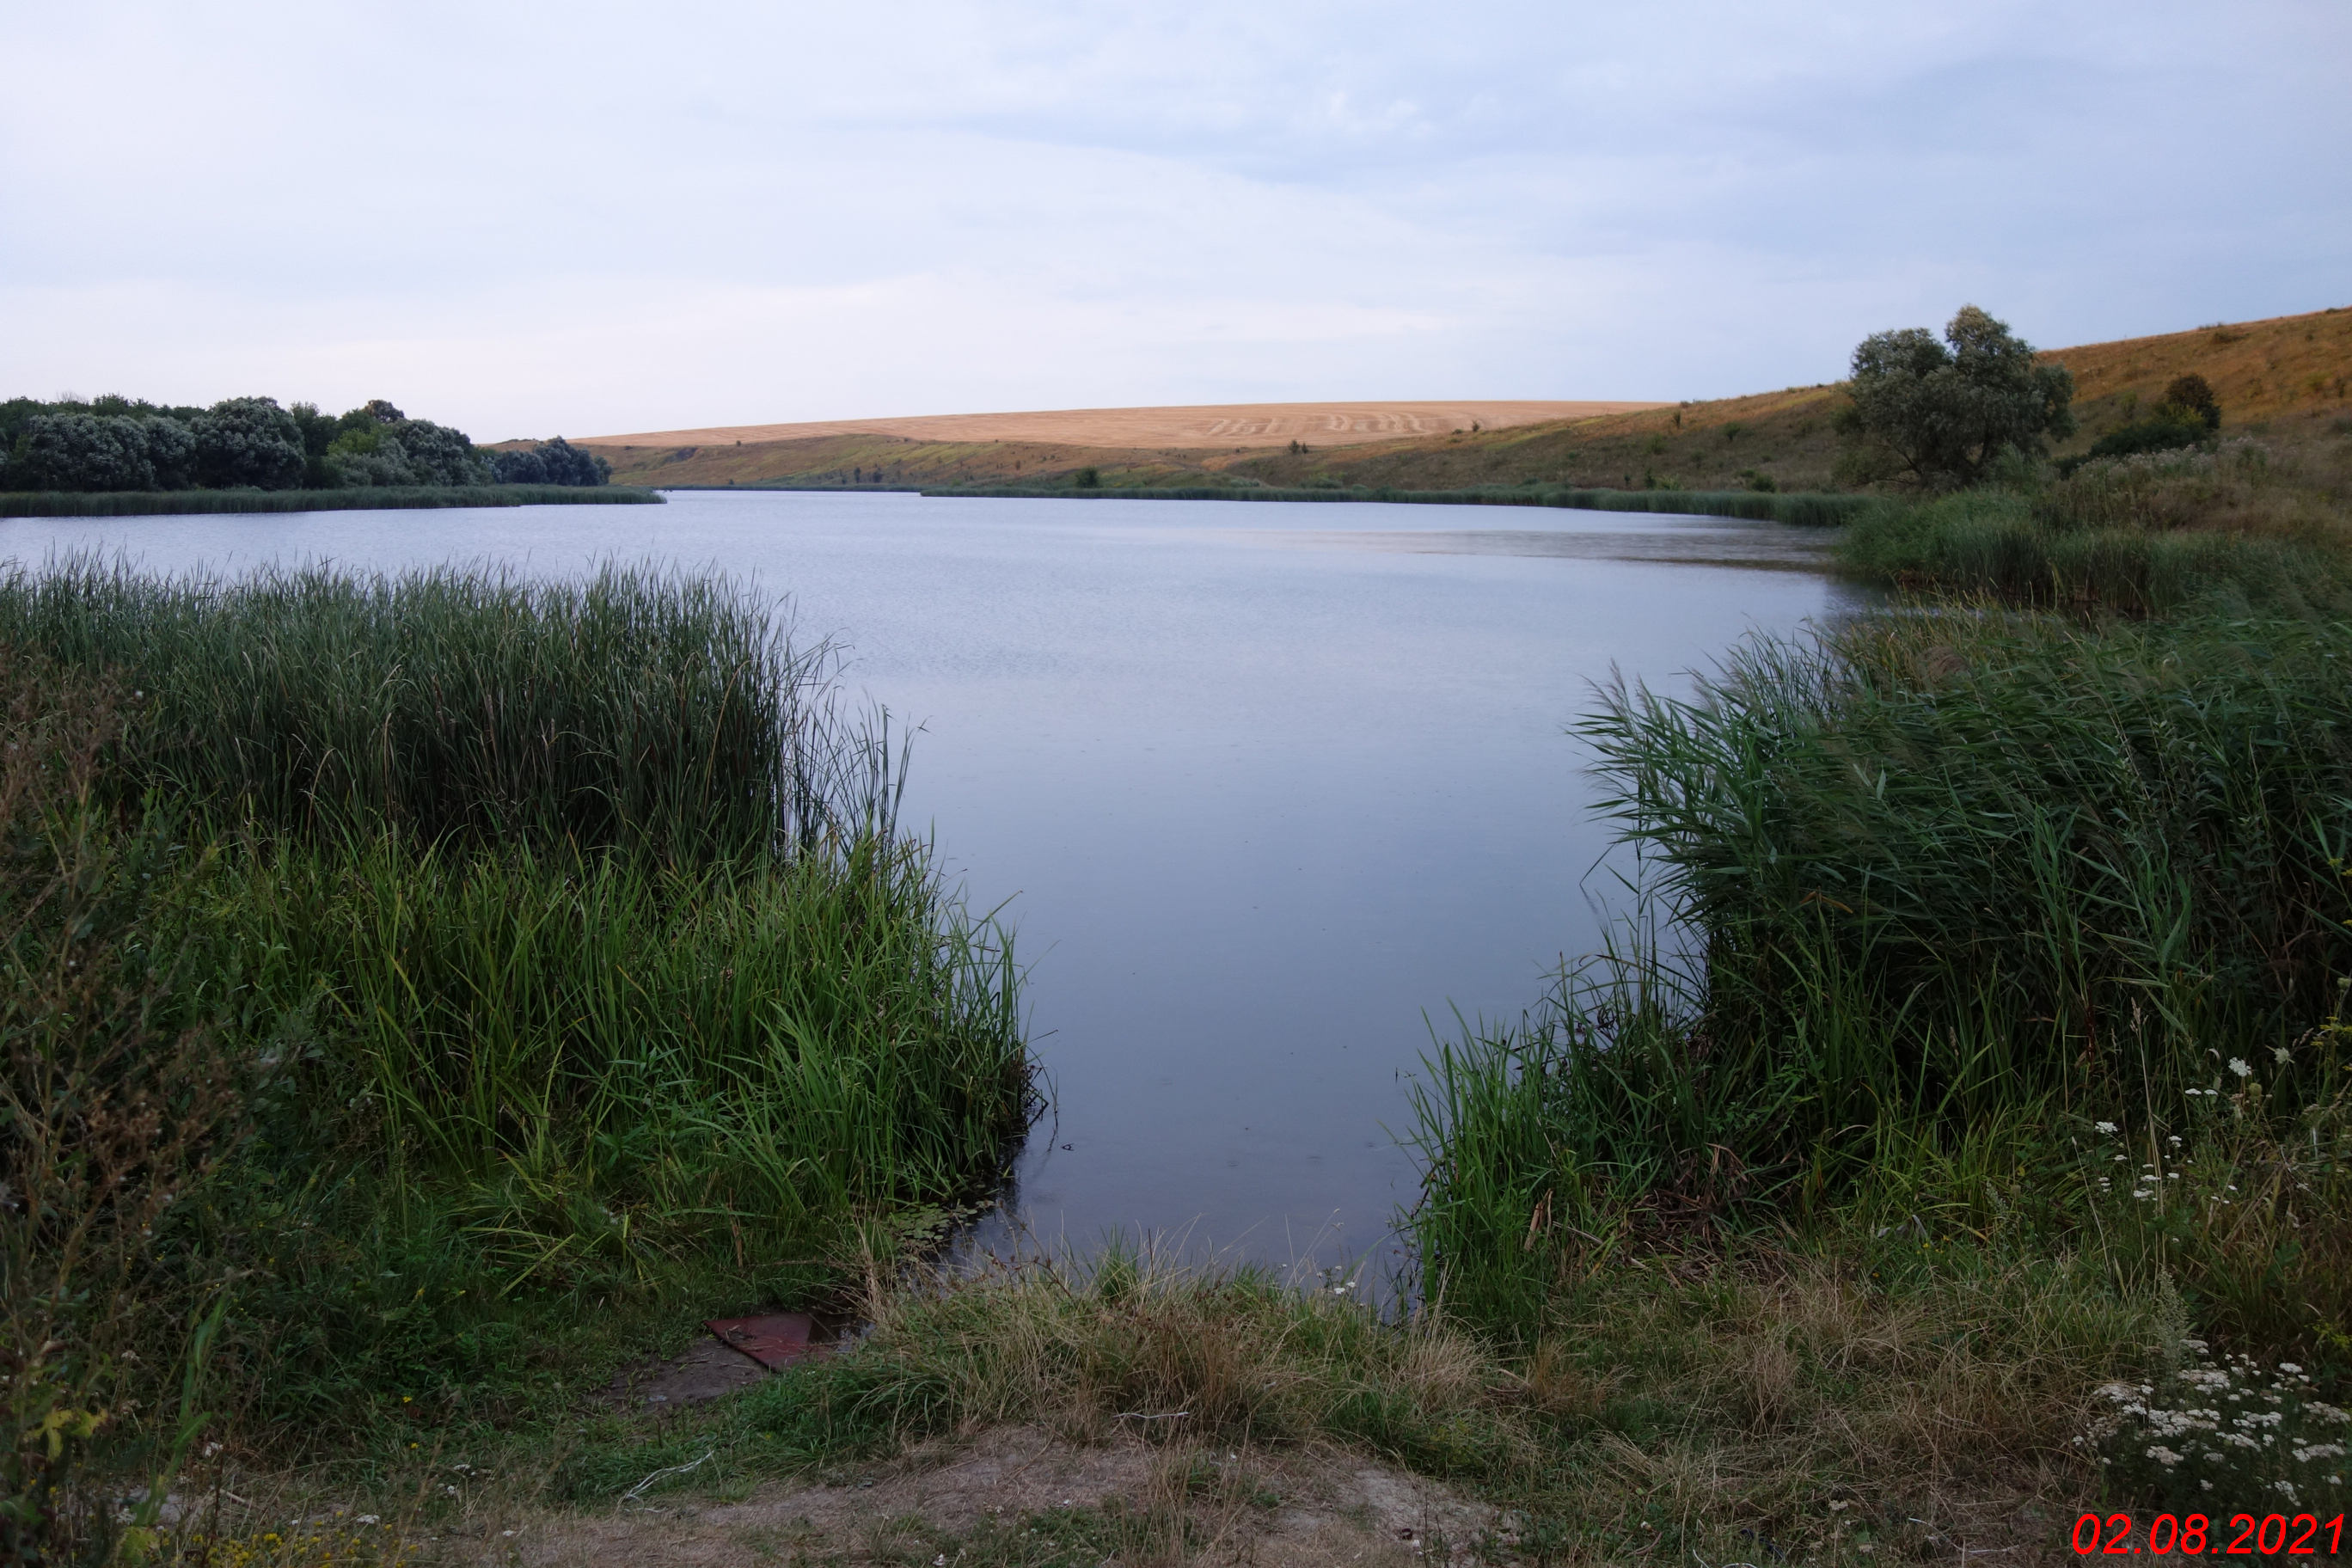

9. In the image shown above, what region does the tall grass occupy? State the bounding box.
[0,558,889,859]
[0,484,660,517]
[1839,443,2352,615]
[1412,609,2352,1344]
[0,560,1030,1481]
[183,829,1024,1228]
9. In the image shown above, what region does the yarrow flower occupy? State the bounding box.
[2095,1120,2119,1134]
[2229,1057,2252,1079]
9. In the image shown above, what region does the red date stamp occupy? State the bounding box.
[2073,1512,2345,1556]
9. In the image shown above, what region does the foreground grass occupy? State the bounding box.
[168,1244,2176,1565]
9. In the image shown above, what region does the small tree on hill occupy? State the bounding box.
[1836,304,2075,489]
[2157,373,2222,431]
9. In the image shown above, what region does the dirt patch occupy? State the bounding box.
[594,1338,771,1410]
[513,1426,1499,1565]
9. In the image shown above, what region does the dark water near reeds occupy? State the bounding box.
[2,491,1864,1273]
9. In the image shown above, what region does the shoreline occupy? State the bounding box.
[0,482,664,518]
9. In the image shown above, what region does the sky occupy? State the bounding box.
[4,1,2347,439]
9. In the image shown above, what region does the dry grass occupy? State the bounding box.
[579,401,1657,454]
[142,1241,2170,1563]
[579,309,2352,497]
[1228,304,2352,497]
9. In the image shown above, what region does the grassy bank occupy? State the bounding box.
[1405,600,2352,1525]
[0,562,1025,1560]
[930,482,1880,528]
[0,483,661,517]
[1837,438,2352,614]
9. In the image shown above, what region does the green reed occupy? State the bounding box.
[0,560,1030,1442]
[1412,608,2352,1338]
[0,557,892,860]
[934,483,1878,527]
[181,827,1024,1217]
[1838,487,2352,616]
[0,484,660,517]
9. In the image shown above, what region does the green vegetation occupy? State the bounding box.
[15,311,2352,1560]
[1,562,1026,1562]
[1402,315,2352,1528]
[1834,305,2076,489]
[930,481,1883,527]
[0,393,611,496]
[0,482,658,517]
[1840,438,2352,614]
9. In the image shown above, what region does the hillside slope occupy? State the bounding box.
[581,399,1657,452]
[584,307,2352,493]
[1229,305,2352,493]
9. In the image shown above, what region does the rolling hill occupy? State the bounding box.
[573,308,2352,493]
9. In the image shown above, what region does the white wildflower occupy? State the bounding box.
[2229,1057,2251,1078]
[2095,1120,2118,1134]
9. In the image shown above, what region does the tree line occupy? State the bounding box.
[0,394,610,493]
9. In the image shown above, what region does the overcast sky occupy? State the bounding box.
[4,1,2345,438]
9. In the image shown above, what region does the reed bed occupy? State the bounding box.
[0,558,889,859]
[0,483,661,517]
[0,560,1029,1547]
[1412,608,2352,1350]
[1839,442,2352,615]
[934,483,1880,527]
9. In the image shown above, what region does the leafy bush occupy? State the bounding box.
[9,413,194,492]
[2159,372,2224,431]
[191,397,308,490]
[489,435,609,487]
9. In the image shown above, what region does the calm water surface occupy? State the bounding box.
[3,491,1865,1269]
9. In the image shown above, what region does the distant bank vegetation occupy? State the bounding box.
[0,392,609,494]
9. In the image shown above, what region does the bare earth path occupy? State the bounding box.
[514,1428,1498,1567]
[579,401,1664,452]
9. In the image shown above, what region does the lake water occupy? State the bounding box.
[2,491,1865,1273]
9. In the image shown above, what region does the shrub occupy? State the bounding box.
[2159,372,2224,431]
[490,436,609,487]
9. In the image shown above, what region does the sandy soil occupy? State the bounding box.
[505,1427,1501,1566]
[576,401,1664,453]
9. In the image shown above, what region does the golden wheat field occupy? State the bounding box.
[579,399,1663,453]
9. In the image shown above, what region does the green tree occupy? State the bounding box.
[1837,305,2075,489]
[191,397,306,490]
[13,415,157,491]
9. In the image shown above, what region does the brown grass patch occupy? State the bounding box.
[578,401,1660,454]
